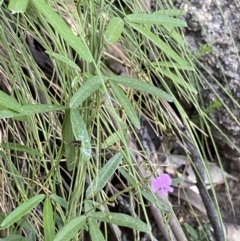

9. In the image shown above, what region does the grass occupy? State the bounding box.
[0,0,239,240]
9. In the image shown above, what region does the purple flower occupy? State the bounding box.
[151,173,174,196]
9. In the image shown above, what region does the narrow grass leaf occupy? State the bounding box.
[118,167,137,186]
[125,14,187,27]
[45,51,81,71]
[1,143,42,156]
[70,76,105,108]
[50,194,68,209]
[141,190,170,212]
[20,104,66,115]
[0,105,66,118]
[8,0,29,13]
[70,108,91,162]
[0,194,45,228]
[161,69,198,94]
[163,25,184,45]
[31,0,92,62]
[86,152,123,198]
[184,223,198,240]
[110,82,140,128]
[43,197,55,241]
[105,17,124,43]
[155,9,186,16]
[53,216,87,241]
[0,150,24,192]
[62,109,75,171]
[128,22,189,65]
[20,104,67,115]
[89,212,150,233]
[0,90,22,112]
[0,235,32,241]
[88,219,105,241]
[152,61,194,71]
[110,76,173,102]
[101,131,121,148]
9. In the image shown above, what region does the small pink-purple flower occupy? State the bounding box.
[151,173,173,196]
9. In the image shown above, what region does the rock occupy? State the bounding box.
[175,0,240,161]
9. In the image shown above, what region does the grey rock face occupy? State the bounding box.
[176,0,240,160]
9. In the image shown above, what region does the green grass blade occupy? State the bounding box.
[0,90,22,112]
[152,61,194,71]
[31,0,92,62]
[155,9,186,16]
[0,150,24,192]
[70,108,91,162]
[110,76,173,102]
[53,216,87,241]
[86,152,123,198]
[125,13,187,27]
[105,17,124,44]
[110,82,140,128]
[21,104,66,115]
[70,76,105,108]
[128,22,189,65]
[161,69,198,94]
[46,51,81,72]
[101,131,121,148]
[89,212,150,233]
[1,143,42,156]
[0,194,45,228]
[0,234,32,241]
[88,219,105,241]
[50,194,68,209]
[0,105,64,119]
[43,197,55,241]
[62,110,76,171]
[141,190,170,212]
[8,0,29,13]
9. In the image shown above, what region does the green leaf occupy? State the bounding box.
[43,197,55,241]
[110,82,140,128]
[70,108,91,162]
[0,90,22,112]
[89,212,150,233]
[86,152,123,198]
[155,9,186,16]
[184,223,198,240]
[152,61,194,71]
[0,194,45,228]
[20,104,66,115]
[0,104,66,119]
[118,167,137,186]
[88,219,105,241]
[161,69,198,94]
[50,194,68,209]
[105,17,124,43]
[1,143,42,156]
[46,51,81,71]
[125,14,187,27]
[110,76,173,102]
[163,25,184,45]
[141,190,170,212]
[53,216,87,241]
[70,76,106,108]
[0,150,24,192]
[101,131,121,148]
[8,0,29,13]
[62,109,76,171]
[127,22,189,65]
[84,200,105,212]
[31,0,92,62]
[0,235,32,241]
